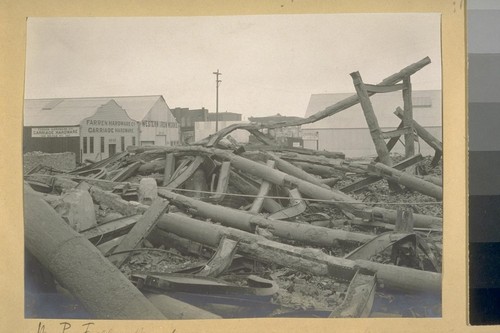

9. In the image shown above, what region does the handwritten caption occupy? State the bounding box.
[36,322,177,333]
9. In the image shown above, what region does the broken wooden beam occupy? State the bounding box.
[394,107,443,165]
[272,57,431,128]
[368,162,443,200]
[264,152,331,189]
[341,154,424,193]
[155,212,441,293]
[351,71,401,193]
[159,189,380,245]
[109,199,169,267]
[82,145,442,228]
[24,189,166,319]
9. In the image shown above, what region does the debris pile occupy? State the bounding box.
[24,57,443,319]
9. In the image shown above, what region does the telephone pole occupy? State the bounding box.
[213,69,222,132]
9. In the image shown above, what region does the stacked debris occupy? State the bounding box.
[24,57,443,319]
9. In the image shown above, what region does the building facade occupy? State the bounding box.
[79,100,139,161]
[24,95,180,163]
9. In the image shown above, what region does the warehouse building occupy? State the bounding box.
[24,95,180,163]
[301,90,442,158]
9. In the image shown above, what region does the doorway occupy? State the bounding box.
[108,144,116,156]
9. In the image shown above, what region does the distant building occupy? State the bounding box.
[301,90,442,157]
[249,114,304,148]
[24,95,180,163]
[171,107,242,144]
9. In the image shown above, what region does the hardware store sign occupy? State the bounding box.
[32,127,80,138]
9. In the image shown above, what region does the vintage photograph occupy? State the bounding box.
[23,14,443,319]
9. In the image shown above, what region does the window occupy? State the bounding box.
[121,136,125,152]
[89,137,94,154]
[83,137,87,154]
[100,137,105,153]
[132,136,136,146]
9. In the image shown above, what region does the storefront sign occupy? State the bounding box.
[141,120,178,128]
[32,127,80,138]
[84,119,137,134]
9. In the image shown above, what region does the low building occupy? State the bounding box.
[24,95,180,163]
[301,90,442,158]
[171,107,242,144]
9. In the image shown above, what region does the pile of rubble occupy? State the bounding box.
[23,57,443,319]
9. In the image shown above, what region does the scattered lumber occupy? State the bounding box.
[23,57,442,319]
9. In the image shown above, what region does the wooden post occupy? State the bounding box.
[395,207,414,233]
[350,71,393,167]
[24,190,166,319]
[402,77,415,159]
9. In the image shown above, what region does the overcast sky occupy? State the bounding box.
[25,14,441,119]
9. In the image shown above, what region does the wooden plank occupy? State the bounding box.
[162,153,176,186]
[165,156,205,190]
[110,198,170,267]
[82,214,142,244]
[111,161,141,182]
[208,161,231,202]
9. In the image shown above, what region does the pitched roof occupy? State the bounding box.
[24,95,164,127]
[302,90,442,129]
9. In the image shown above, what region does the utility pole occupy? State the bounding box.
[213,69,222,132]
